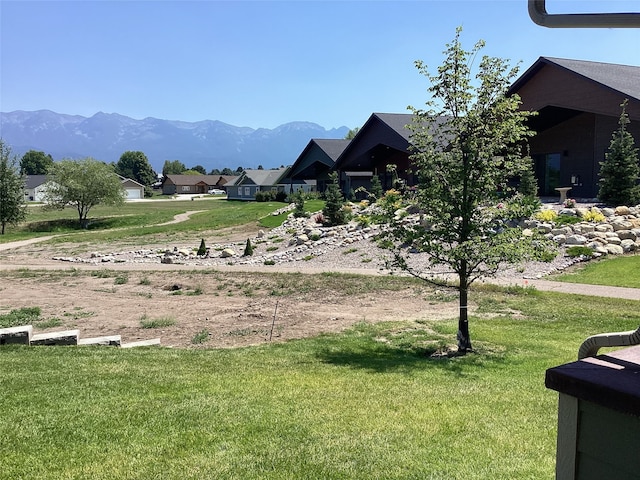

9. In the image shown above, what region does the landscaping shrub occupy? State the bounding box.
[197,238,207,256]
[566,246,594,258]
[243,238,254,256]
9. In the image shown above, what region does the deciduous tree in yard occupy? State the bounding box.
[598,100,640,207]
[20,150,54,175]
[115,151,156,187]
[43,158,125,229]
[0,140,27,234]
[379,28,552,353]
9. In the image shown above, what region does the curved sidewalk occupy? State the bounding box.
[489,278,640,301]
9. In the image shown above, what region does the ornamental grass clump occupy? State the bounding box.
[534,209,557,222]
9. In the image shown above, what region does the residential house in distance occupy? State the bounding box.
[161,175,223,195]
[226,168,291,200]
[24,175,48,202]
[117,175,145,200]
[286,139,350,194]
[509,57,640,199]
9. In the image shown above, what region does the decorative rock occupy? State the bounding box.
[595,223,614,232]
[566,234,588,245]
[257,230,265,238]
[621,239,636,252]
[553,234,566,244]
[615,206,631,215]
[605,244,624,255]
[220,248,236,258]
[617,230,638,241]
[602,208,616,217]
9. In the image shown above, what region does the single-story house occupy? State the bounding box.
[118,175,145,200]
[332,113,417,196]
[508,57,640,199]
[24,175,49,202]
[161,175,224,195]
[286,139,350,193]
[226,168,290,200]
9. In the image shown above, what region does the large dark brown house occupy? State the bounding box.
[333,113,415,195]
[286,139,350,193]
[509,57,640,199]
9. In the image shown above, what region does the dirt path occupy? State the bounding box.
[0,210,206,252]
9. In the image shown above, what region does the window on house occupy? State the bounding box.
[181,186,190,192]
[244,187,251,196]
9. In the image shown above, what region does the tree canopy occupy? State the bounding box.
[115,151,156,186]
[0,140,27,234]
[43,158,125,228]
[20,150,54,175]
[162,160,187,176]
[378,28,551,353]
[598,99,640,206]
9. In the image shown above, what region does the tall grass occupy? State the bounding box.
[2,288,638,479]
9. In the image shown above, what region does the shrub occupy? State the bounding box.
[566,246,594,258]
[291,191,307,218]
[263,260,275,265]
[555,214,581,226]
[275,191,288,202]
[197,238,207,256]
[581,208,606,223]
[322,172,348,226]
[534,209,557,222]
[243,238,253,256]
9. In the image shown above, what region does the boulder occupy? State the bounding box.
[220,248,236,258]
[605,244,624,255]
[621,239,636,252]
[566,234,588,245]
[602,208,616,217]
[617,230,638,241]
[615,206,631,215]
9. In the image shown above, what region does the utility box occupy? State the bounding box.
[546,345,640,480]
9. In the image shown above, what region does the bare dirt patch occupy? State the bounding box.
[0,268,460,349]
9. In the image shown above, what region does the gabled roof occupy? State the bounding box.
[334,113,414,171]
[235,167,290,186]
[163,174,221,186]
[116,174,144,188]
[25,175,48,189]
[509,57,640,101]
[309,139,351,161]
[368,113,414,141]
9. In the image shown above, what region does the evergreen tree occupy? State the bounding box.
[370,174,384,200]
[322,172,348,226]
[243,238,254,256]
[197,238,207,256]
[518,156,538,199]
[598,100,640,206]
[0,140,27,235]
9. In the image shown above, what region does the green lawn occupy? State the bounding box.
[1,198,324,244]
[551,254,640,288]
[2,286,638,479]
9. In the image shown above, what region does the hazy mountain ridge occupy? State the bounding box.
[0,110,349,171]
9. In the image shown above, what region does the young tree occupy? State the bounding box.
[43,158,125,229]
[322,172,348,226]
[598,100,640,206]
[0,140,27,234]
[20,150,54,175]
[116,151,156,186]
[518,155,538,199]
[380,28,551,353]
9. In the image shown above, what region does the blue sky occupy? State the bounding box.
[1,0,639,130]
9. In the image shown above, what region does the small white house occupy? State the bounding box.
[118,176,145,200]
[24,175,49,202]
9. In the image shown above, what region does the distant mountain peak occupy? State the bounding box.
[0,110,349,172]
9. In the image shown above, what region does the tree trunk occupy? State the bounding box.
[457,271,472,353]
[1,222,5,235]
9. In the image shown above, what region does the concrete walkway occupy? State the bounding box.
[489,277,640,301]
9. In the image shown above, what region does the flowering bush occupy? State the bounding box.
[582,208,605,222]
[563,198,577,208]
[534,209,558,222]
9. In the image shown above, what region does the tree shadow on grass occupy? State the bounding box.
[24,217,119,232]
[315,341,476,376]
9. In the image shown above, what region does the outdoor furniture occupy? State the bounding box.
[546,330,640,479]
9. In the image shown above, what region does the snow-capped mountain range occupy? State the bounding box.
[0,110,350,172]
